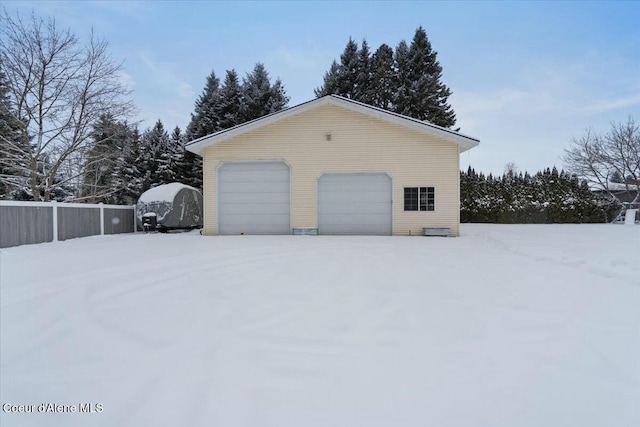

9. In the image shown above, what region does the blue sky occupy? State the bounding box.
[5,1,640,175]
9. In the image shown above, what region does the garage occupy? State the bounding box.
[318,173,392,235]
[218,161,290,235]
[187,96,480,236]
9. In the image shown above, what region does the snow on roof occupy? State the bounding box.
[138,183,198,204]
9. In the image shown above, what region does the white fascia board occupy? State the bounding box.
[186,95,479,156]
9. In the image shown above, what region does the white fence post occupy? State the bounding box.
[99,203,105,236]
[52,200,58,242]
[132,204,137,233]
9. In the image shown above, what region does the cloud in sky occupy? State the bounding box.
[585,94,640,113]
[134,52,194,126]
[116,70,135,92]
[140,52,194,99]
[86,0,149,21]
[271,47,318,70]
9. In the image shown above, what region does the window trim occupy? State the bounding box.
[403,186,435,212]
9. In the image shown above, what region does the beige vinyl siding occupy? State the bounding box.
[203,104,461,236]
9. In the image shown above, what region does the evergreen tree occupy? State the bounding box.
[269,78,289,113]
[216,70,243,130]
[156,125,181,185]
[316,38,360,98]
[182,64,289,190]
[314,60,340,97]
[460,166,618,223]
[112,127,144,204]
[186,71,221,140]
[0,67,26,199]
[179,148,202,190]
[172,126,203,190]
[170,126,185,170]
[354,40,372,104]
[315,27,458,128]
[140,119,171,189]
[337,38,359,98]
[393,40,411,115]
[369,44,396,110]
[241,63,289,122]
[404,27,456,128]
[79,114,134,203]
[183,71,221,190]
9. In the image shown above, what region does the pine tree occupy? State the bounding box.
[369,44,396,110]
[314,60,340,97]
[183,71,221,190]
[113,127,144,204]
[315,27,458,128]
[170,126,185,173]
[79,114,133,203]
[140,120,171,189]
[182,65,289,191]
[186,71,221,140]
[156,125,181,185]
[338,38,359,98]
[216,70,243,130]
[393,40,411,116]
[404,27,456,128]
[269,78,289,113]
[0,68,26,199]
[315,38,361,98]
[172,126,203,190]
[354,40,372,104]
[241,63,289,122]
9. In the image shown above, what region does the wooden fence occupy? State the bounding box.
[0,201,136,248]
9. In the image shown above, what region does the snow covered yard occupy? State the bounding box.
[1,224,638,427]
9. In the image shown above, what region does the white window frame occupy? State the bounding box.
[404,186,435,212]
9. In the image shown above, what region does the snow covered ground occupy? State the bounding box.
[1,224,638,427]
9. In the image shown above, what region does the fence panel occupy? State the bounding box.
[57,207,101,241]
[0,205,53,248]
[0,201,135,248]
[104,208,135,235]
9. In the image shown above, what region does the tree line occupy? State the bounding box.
[461,166,620,223]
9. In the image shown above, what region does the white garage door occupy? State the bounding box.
[318,173,392,235]
[218,161,290,235]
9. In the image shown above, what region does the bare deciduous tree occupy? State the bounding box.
[563,117,639,206]
[0,9,134,201]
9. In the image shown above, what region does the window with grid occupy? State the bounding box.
[404,187,435,211]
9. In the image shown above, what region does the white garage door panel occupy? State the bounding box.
[222,214,289,225]
[318,173,392,235]
[218,162,290,235]
[219,203,290,215]
[221,171,289,183]
[221,181,290,193]
[220,192,290,205]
